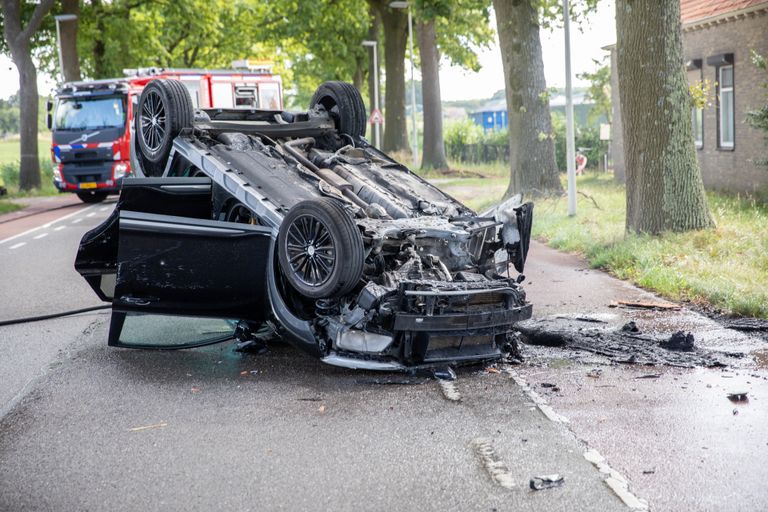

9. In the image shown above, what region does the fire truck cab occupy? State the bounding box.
[48,65,282,203]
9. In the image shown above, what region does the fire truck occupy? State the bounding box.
[47,64,282,203]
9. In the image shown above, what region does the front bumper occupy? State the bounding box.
[321,280,532,370]
[54,161,128,194]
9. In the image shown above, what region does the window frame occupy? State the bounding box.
[717,64,735,150]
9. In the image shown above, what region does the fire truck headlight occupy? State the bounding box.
[52,165,61,181]
[113,162,128,180]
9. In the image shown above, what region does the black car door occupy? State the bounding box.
[75,177,273,349]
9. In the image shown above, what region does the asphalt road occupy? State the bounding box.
[0,199,766,511]
[0,201,627,512]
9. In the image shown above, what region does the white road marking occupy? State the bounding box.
[54,225,66,231]
[510,370,649,509]
[510,373,569,423]
[471,438,516,489]
[438,379,462,402]
[9,242,26,250]
[0,203,101,245]
[99,207,109,212]
[86,212,95,218]
[33,233,48,240]
[584,449,649,511]
[72,218,82,224]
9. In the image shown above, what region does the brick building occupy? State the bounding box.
[610,0,768,193]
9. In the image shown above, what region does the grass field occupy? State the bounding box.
[428,163,768,319]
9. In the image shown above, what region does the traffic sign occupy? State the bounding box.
[368,108,383,125]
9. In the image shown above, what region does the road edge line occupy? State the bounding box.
[0,202,100,245]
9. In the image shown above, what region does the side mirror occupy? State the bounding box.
[46,99,53,130]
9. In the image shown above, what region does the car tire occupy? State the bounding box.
[76,191,108,203]
[278,198,364,299]
[135,79,193,176]
[309,81,366,138]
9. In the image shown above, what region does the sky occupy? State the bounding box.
[0,0,616,102]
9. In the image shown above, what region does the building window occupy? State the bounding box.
[718,65,734,149]
[692,106,703,148]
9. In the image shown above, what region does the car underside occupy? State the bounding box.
[75,79,533,371]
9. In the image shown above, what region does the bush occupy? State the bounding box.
[444,118,484,161]
[551,111,607,171]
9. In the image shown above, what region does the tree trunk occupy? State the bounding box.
[375,2,409,153]
[417,19,448,171]
[493,0,562,198]
[16,52,41,190]
[616,0,713,233]
[2,0,55,191]
[60,0,81,82]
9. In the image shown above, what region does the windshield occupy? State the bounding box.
[54,95,126,131]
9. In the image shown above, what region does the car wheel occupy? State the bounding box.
[309,81,366,138]
[135,79,193,176]
[76,191,108,203]
[278,198,364,299]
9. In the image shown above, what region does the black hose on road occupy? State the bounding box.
[0,305,111,327]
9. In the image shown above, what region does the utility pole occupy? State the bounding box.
[563,0,577,216]
[362,40,381,148]
[390,1,418,168]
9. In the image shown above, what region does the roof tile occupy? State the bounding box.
[681,0,768,23]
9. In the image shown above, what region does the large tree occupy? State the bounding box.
[493,0,561,198]
[415,0,493,170]
[1,0,55,190]
[370,0,409,153]
[417,15,447,169]
[616,0,712,233]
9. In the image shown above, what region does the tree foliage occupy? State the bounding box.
[577,57,611,124]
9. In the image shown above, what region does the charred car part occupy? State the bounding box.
[75,79,534,370]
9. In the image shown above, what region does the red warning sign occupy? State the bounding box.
[368,108,383,125]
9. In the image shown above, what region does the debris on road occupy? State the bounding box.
[722,318,768,333]
[530,474,565,490]
[128,422,168,432]
[518,317,732,368]
[612,299,681,311]
[622,321,640,333]
[433,366,457,381]
[659,331,695,352]
[635,374,662,379]
[727,391,749,402]
[587,368,603,378]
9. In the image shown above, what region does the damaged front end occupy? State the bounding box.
[299,197,535,370]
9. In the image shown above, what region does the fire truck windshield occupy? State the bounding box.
[54,95,126,131]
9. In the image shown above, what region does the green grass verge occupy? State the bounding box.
[0,200,23,215]
[431,165,768,319]
[0,136,58,198]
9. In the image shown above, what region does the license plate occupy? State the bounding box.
[79,182,97,189]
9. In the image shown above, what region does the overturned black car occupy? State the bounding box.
[75,79,533,370]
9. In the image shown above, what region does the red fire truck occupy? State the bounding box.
[48,65,282,202]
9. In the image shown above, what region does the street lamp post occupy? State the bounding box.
[54,14,77,84]
[563,0,577,216]
[362,40,381,148]
[390,1,418,168]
